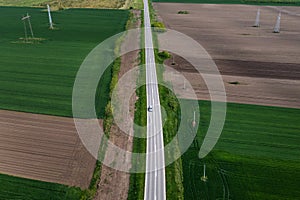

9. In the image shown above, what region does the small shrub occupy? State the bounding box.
[178,10,189,14]
[228,81,240,85]
[158,51,171,60]
[151,21,166,32]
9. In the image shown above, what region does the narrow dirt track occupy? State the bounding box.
[94,10,141,200]
[0,109,96,189]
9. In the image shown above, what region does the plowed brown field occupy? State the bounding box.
[0,109,96,189]
[154,3,300,108]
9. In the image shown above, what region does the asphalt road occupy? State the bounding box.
[143,0,166,199]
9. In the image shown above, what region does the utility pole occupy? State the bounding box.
[27,13,34,38]
[171,54,175,65]
[253,8,260,27]
[183,79,186,90]
[22,16,28,42]
[201,164,208,182]
[274,12,281,33]
[192,110,196,127]
[47,4,54,29]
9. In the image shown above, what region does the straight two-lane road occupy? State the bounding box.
[143,0,166,199]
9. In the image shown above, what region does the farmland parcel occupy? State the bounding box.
[182,100,300,199]
[0,6,129,199]
[0,6,129,118]
[156,3,300,108]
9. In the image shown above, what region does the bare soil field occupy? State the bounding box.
[165,68,300,108]
[0,109,96,189]
[154,3,300,108]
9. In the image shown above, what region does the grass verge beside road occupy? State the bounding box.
[159,85,184,200]
[156,52,184,199]
[127,73,147,199]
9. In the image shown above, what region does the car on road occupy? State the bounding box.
[148,105,153,112]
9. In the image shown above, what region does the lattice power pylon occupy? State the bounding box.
[21,13,34,42]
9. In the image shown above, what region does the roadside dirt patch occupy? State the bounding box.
[0,109,96,189]
[94,10,141,200]
[154,3,300,108]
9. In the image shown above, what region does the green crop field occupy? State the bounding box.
[0,173,84,200]
[153,0,300,6]
[181,100,300,199]
[0,7,129,118]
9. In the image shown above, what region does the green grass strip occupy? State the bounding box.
[0,173,83,200]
